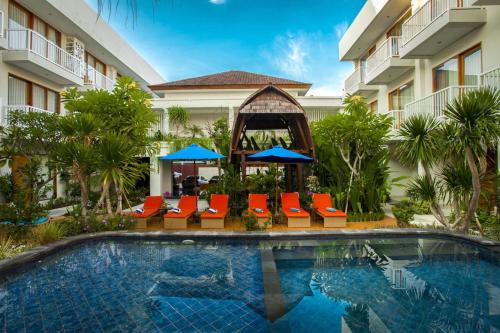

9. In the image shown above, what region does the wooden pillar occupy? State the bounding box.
[297,163,304,192]
[241,153,246,179]
[286,165,292,192]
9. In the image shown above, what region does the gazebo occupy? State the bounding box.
[229,84,315,191]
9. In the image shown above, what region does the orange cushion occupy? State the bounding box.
[316,208,346,217]
[178,195,198,211]
[164,209,196,219]
[249,194,268,210]
[132,208,159,218]
[247,208,271,218]
[201,209,228,219]
[281,192,301,211]
[312,193,332,209]
[209,194,229,211]
[283,208,310,218]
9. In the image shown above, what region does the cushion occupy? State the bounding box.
[201,209,228,219]
[132,208,159,218]
[317,208,347,217]
[283,209,309,218]
[164,209,195,219]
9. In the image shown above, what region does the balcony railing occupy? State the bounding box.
[366,36,401,77]
[149,109,168,137]
[345,66,366,94]
[2,105,54,124]
[480,66,500,90]
[404,85,478,119]
[85,65,115,91]
[402,0,474,46]
[7,29,83,77]
[390,110,405,130]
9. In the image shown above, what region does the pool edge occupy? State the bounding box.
[1,229,499,276]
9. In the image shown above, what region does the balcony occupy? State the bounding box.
[83,66,116,92]
[1,105,55,125]
[404,85,478,119]
[390,109,405,130]
[365,36,414,84]
[344,67,378,96]
[400,0,486,58]
[480,66,500,90]
[3,29,84,86]
[471,0,500,5]
[0,10,6,50]
[149,109,169,137]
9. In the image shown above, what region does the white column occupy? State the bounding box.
[228,106,235,127]
[163,108,169,134]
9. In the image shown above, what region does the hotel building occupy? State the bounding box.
[340,0,500,197]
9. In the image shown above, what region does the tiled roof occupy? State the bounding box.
[149,70,311,90]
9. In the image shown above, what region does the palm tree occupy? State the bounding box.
[55,114,100,217]
[395,114,440,176]
[168,106,190,136]
[443,87,500,232]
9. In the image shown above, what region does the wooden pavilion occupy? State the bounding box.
[229,84,315,191]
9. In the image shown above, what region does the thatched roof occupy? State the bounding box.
[149,70,311,91]
[230,85,314,160]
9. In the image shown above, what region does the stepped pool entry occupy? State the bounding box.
[0,237,499,332]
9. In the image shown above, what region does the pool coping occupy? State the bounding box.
[1,228,499,276]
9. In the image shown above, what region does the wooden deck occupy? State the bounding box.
[142,215,397,231]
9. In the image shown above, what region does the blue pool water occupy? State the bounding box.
[0,237,499,332]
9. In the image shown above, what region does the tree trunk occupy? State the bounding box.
[114,180,123,214]
[94,181,110,213]
[79,177,88,217]
[463,146,481,233]
[105,186,113,216]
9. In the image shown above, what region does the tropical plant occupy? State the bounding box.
[30,222,67,245]
[186,124,204,138]
[396,87,500,232]
[168,106,190,136]
[312,95,393,214]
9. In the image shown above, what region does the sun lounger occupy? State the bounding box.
[312,193,347,227]
[132,196,163,230]
[163,195,197,229]
[281,192,310,228]
[248,193,272,229]
[201,194,229,229]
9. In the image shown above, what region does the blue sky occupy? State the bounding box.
[86,0,365,95]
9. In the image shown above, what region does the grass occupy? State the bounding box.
[30,222,67,245]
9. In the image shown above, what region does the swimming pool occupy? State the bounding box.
[0,237,499,332]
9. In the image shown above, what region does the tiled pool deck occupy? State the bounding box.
[141,216,398,232]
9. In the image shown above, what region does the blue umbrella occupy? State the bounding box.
[160,144,225,195]
[247,146,313,215]
[247,145,313,163]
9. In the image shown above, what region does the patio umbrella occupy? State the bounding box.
[160,144,225,195]
[247,145,313,215]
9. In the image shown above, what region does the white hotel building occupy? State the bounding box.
[340,0,500,196]
[0,0,164,197]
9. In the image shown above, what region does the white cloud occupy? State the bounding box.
[209,0,226,4]
[270,34,309,78]
[334,21,349,40]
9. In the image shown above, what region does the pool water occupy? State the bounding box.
[0,238,499,332]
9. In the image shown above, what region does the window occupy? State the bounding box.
[389,81,414,110]
[86,52,106,75]
[433,46,481,91]
[8,1,61,46]
[8,75,60,113]
[370,100,378,113]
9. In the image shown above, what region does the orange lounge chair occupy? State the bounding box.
[312,193,347,227]
[248,194,272,229]
[163,195,197,229]
[281,192,310,228]
[132,196,163,230]
[201,194,229,229]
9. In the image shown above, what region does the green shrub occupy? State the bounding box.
[392,200,431,226]
[347,212,385,222]
[0,236,27,260]
[477,209,500,241]
[30,222,67,245]
[63,211,136,235]
[242,211,269,231]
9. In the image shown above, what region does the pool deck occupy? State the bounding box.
[141,215,398,231]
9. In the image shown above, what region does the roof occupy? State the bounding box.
[149,70,311,91]
[239,84,305,115]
